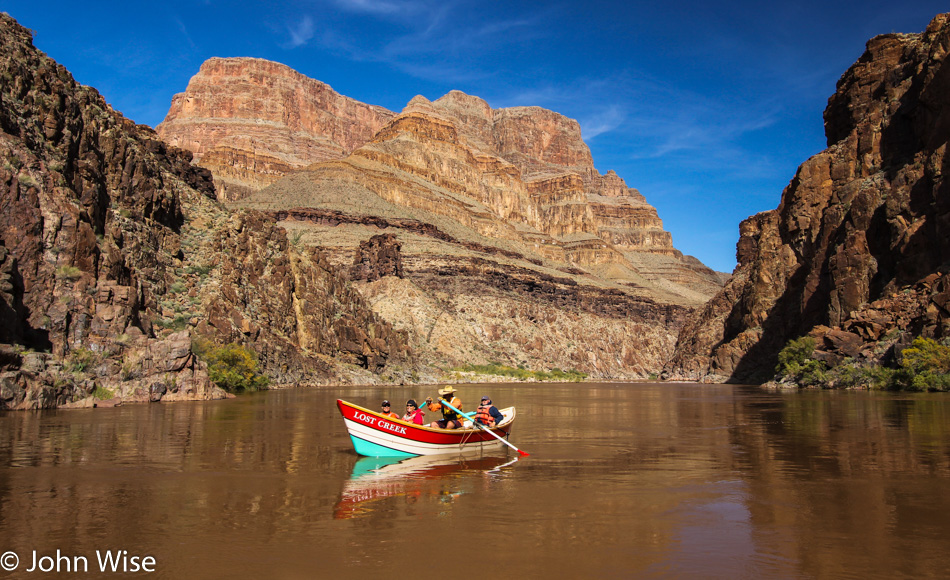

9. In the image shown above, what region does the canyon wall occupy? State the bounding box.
[666,14,950,382]
[158,62,722,302]
[157,58,395,201]
[155,56,731,379]
[0,15,408,408]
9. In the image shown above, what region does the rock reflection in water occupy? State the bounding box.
[0,385,949,578]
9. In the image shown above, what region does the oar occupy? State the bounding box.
[438,398,529,457]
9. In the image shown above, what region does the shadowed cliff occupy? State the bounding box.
[666,14,950,383]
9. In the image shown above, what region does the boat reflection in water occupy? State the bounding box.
[333,453,519,519]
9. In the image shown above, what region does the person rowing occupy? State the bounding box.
[425,386,463,429]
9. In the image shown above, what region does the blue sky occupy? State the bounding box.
[4,1,947,272]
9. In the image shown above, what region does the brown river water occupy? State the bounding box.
[1,382,950,579]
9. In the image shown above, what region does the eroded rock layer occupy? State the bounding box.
[159,64,724,302]
[155,57,729,377]
[666,14,950,382]
[156,57,396,201]
[0,15,407,408]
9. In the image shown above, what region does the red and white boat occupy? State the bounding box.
[336,399,517,457]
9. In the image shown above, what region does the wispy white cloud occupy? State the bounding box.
[295,0,552,83]
[496,71,784,180]
[173,16,197,50]
[332,0,414,15]
[285,16,315,48]
[382,14,541,59]
[579,105,626,140]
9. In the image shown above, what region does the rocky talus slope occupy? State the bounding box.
[666,14,950,382]
[0,14,407,409]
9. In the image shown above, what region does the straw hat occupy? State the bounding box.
[438,385,456,396]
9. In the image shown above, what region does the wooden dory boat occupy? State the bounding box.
[337,399,517,457]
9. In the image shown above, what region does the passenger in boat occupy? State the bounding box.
[403,399,425,425]
[474,396,504,427]
[425,386,464,429]
[380,400,400,419]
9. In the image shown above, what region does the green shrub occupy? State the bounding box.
[910,371,950,392]
[900,337,950,374]
[192,338,268,393]
[775,336,828,387]
[453,362,587,382]
[184,264,213,277]
[55,265,82,281]
[156,314,190,332]
[890,337,950,391]
[91,386,115,400]
[66,347,99,373]
[827,362,895,390]
[776,336,817,375]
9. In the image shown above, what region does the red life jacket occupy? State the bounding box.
[475,404,495,427]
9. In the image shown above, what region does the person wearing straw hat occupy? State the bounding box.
[425,386,464,429]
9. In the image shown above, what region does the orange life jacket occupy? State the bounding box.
[475,404,495,427]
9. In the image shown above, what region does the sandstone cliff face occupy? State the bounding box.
[311,91,721,299]
[159,66,723,302]
[666,14,950,382]
[156,53,730,378]
[156,57,395,201]
[178,70,725,378]
[0,15,408,408]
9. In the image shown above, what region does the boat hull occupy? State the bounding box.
[337,399,516,457]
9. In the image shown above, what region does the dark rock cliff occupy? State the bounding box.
[666,14,950,382]
[0,14,408,408]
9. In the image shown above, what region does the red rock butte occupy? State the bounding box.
[158,57,396,200]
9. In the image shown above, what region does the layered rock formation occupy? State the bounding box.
[159,65,723,302]
[156,58,395,201]
[0,15,407,408]
[666,14,950,382]
[155,58,730,378]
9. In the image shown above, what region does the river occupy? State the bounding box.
[1,382,949,578]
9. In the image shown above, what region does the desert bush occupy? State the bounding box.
[66,347,99,373]
[92,386,115,400]
[192,338,268,393]
[827,361,896,390]
[454,362,587,382]
[900,337,950,374]
[55,265,82,281]
[775,336,828,387]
